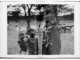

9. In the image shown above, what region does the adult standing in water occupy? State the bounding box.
[45,19,61,55]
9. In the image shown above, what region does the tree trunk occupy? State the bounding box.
[38,28,43,54]
[27,18,30,30]
[23,8,30,30]
[27,9,31,30]
[22,5,31,30]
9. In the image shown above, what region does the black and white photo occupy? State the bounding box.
[7,4,74,55]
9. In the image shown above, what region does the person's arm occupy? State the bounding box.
[45,27,52,48]
[26,39,29,44]
[47,26,52,30]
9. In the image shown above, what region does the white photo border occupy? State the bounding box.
[0,1,80,58]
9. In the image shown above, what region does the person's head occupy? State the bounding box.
[30,33,35,38]
[19,33,24,39]
[44,19,51,28]
[27,29,35,35]
[51,20,57,25]
[19,32,29,42]
[46,20,50,24]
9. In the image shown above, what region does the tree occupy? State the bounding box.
[35,5,48,27]
[12,11,20,22]
[7,4,20,23]
[51,4,73,24]
[7,4,35,29]
[27,4,33,29]
[44,4,74,24]
[21,4,34,29]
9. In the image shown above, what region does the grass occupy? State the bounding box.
[7,20,74,55]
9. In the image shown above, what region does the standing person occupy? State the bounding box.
[26,29,38,55]
[45,20,61,55]
[17,32,27,54]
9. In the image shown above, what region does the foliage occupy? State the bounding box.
[7,4,74,24]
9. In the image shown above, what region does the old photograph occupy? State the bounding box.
[7,4,74,55]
